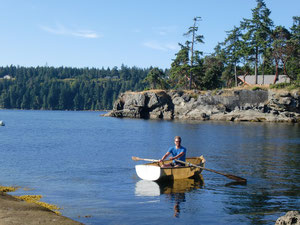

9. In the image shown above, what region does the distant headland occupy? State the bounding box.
[104,87,300,123]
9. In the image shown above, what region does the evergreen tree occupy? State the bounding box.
[271,26,291,82]
[222,26,243,86]
[240,0,274,84]
[201,56,223,89]
[184,17,205,89]
[144,67,167,89]
[169,43,191,89]
[287,16,300,80]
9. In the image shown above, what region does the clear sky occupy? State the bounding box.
[0,0,299,69]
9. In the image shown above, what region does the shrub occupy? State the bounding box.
[252,86,263,91]
[270,82,300,90]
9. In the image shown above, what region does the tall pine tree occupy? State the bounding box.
[240,0,274,84]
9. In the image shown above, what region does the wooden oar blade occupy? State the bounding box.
[131,156,160,163]
[224,174,247,183]
[132,156,141,161]
[204,167,247,183]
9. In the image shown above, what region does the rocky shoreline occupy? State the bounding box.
[104,89,300,123]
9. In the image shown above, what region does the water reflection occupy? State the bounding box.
[135,176,204,196]
[135,176,204,217]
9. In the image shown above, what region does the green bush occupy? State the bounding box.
[252,86,263,91]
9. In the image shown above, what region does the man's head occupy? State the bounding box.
[174,136,181,147]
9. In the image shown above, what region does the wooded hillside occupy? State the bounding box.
[0,65,150,110]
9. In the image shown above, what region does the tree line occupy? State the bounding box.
[0,65,151,110]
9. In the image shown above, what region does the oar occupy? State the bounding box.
[131,156,160,163]
[175,159,247,183]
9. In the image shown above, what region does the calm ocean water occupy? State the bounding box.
[0,110,299,225]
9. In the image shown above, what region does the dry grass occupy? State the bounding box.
[0,185,61,215]
[124,85,299,97]
[134,89,167,94]
[16,195,61,215]
[0,185,19,193]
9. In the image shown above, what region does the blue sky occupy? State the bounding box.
[0,0,299,69]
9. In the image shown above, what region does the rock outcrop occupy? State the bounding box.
[275,211,300,225]
[104,89,300,123]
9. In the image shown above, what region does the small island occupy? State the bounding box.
[104,87,300,123]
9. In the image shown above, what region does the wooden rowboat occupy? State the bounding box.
[135,156,206,181]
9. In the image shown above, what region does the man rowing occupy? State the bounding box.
[159,136,186,167]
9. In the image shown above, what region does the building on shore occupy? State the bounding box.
[238,75,290,85]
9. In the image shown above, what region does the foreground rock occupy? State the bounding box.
[275,211,300,225]
[104,89,300,123]
[0,191,83,225]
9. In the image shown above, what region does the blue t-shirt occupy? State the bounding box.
[168,146,186,163]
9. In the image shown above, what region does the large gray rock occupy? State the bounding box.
[123,93,146,109]
[275,211,300,225]
[268,91,300,113]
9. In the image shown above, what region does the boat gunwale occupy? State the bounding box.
[144,156,205,169]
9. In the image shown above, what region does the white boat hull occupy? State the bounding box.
[135,165,161,181]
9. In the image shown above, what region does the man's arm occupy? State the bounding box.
[160,152,170,162]
[169,152,185,160]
